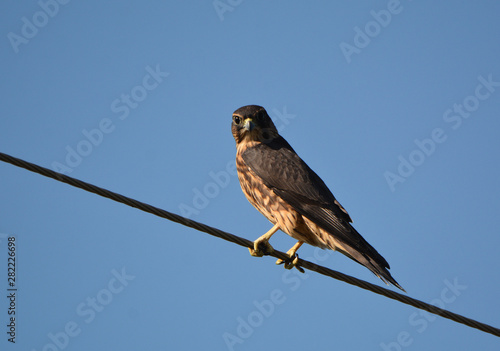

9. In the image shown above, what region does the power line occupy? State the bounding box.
[1,151,499,338]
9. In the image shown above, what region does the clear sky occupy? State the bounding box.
[1,1,499,350]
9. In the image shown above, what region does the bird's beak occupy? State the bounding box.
[243,118,255,132]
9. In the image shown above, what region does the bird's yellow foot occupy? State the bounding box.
[276,241,305,273]
[276,254,304,273]
[248,237,274,257]
[248,224,279,257]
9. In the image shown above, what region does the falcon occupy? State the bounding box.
[232,105,404,291]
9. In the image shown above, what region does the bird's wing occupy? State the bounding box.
[241,136,390,268]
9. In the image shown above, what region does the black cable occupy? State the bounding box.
[1,152,499,338]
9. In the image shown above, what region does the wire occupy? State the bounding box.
[1,151,499,338]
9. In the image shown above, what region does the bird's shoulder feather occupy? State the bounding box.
[240,136,352,224]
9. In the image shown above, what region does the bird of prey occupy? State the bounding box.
[232,105,404,291]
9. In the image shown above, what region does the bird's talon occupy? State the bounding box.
[276,253,304,272]
[249,238,274,257]
[248,247,263,257]
[256,240,274,256]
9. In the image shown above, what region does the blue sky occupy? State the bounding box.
[1,1,500,350]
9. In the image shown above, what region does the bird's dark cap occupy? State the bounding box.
[233,105,266,117]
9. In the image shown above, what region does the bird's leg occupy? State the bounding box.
[248,223,279,257]
[276,241,304,273]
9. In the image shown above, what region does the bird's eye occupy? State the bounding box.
[233,116,242,125]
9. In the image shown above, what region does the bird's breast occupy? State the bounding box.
[235,152,323,246]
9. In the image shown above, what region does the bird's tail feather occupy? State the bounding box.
[302,216,405,291]
[321,228,405,292]
[336,244,406,292]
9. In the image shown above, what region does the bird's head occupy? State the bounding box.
[231,105,279,144]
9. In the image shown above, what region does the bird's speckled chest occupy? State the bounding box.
[236,153,278,223]
[235,144,315,243]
